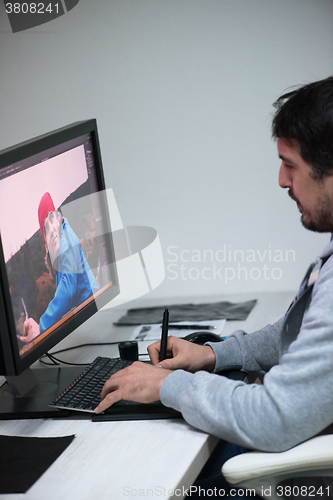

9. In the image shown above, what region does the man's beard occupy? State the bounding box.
[288,189,333,233]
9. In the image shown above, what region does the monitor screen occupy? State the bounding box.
[0,120,119,417]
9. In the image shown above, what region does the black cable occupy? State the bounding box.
[39,340,148,367]
[44,352,59,365]
[41,353,89,367]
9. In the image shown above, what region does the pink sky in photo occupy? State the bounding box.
[0,145,88,263]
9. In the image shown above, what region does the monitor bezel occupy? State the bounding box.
[0,119,119,376]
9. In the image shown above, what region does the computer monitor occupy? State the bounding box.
[0,119,119,418]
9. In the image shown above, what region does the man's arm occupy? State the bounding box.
[149,317,284,375]
[95,319,283,421]
[211,317,284,374]
[159,261,333,452]
[96,290,333,453]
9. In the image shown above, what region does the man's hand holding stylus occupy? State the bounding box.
[148,336,216,373]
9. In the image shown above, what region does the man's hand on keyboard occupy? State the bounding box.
[94,362,172,414]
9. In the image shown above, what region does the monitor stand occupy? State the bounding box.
[0,365,86,420]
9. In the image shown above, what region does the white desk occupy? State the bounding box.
[0,292,294,500]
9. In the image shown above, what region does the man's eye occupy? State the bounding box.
[49,212,54,223]
[44,222,49,235]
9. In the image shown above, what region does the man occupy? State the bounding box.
[20,192,99,342]
[95,77,333,493]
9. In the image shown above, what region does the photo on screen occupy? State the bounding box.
[0,143,112,357]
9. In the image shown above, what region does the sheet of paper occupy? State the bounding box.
[131,319,226,342]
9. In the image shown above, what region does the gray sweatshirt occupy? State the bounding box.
[160,240,333,452]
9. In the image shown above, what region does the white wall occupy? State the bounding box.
[1,0,333,303]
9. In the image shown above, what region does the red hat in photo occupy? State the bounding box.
[38,192,55,241]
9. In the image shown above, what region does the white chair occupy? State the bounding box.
[222,435,333,500]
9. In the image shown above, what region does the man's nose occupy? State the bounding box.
[278,164,291,189]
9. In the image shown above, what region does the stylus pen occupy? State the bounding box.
[159,308,169,362]
[166,324,216,330]
[21,298,28,321]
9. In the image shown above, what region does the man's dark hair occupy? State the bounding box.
[272,76,333,178]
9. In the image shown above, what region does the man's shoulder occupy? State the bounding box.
[308,240,333,289]
[318,238,333,261]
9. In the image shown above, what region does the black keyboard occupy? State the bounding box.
[49,356,132,413]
